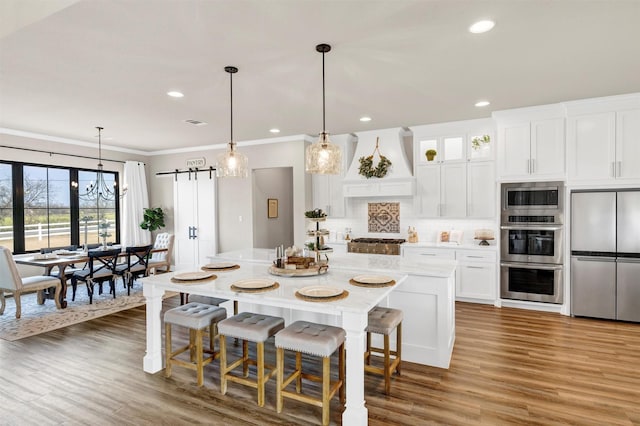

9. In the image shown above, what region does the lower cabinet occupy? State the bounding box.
[456,250,497,303]
[386,273,455,368]
[403,246,497,304]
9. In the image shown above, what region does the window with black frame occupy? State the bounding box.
[0,160,120,253]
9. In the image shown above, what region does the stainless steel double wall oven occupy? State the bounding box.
[500,181,565,304]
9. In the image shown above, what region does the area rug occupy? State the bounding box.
[0,282,177,341]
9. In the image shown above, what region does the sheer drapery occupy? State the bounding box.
[122,161,150,246]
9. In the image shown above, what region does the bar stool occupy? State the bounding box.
[218,312,285,407]
[275,321,345,426]
[164,302,227,387]
[365,306,403,394]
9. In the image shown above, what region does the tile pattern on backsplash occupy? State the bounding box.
[368,202,400,233]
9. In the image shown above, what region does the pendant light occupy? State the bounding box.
[305,43,342,175]
[77,126,127,201]
[216,66,248,178]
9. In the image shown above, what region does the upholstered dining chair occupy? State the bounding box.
[71,248,120,304]
[115,244,153,295]
[0,246,62,318]
[147,233,174,275]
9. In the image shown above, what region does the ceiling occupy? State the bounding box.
[1,0,639,154]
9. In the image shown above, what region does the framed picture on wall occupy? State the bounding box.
[268,198,278,218]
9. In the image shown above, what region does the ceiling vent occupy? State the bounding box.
[184,119,208,126]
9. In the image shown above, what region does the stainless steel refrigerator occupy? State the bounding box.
[571,190,640,322]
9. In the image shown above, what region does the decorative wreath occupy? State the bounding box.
[358,137,392,179]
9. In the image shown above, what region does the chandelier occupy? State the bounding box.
[216,66,248,178]
[305,43,342,175]
[75,126,127,202]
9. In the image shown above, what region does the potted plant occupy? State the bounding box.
[471,134,491,150]
[425,149,437,161]
[140,207,165,232]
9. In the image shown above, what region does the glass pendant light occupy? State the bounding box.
[305,43,342,175]
[216,66,248,178]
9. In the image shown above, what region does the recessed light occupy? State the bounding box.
[469,20,495,34]
[475,101,490,107]
[269,128,280,133]
[167,91,184,98]
[184,119,207,126]
[359,116,372,122]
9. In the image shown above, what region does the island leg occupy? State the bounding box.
[143,282,165,373]
[341,311,369,426]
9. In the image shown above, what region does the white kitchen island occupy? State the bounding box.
[142,249,455,426]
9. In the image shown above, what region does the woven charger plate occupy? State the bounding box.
[295,288,349,302]
[230,282,279,293]
[349,279,396,288]
[201,262,240,272]
[171,271,217,284]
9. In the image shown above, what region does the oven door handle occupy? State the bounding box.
[500,225,563,231]
[500,262,563,270]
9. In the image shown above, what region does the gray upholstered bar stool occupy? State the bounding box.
[275,321,345,426]
[188,295,238,316]
[164,302,227,387]
[217,312,285,407]
[365,306,403,394]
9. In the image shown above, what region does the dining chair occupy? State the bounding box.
[147,233,174,275]
[115,244,153,295]
[71,248,120,304]
[0,246,62,318]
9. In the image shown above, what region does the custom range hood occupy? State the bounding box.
[343,127,414,197]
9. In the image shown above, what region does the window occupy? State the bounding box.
[0,163,13,252]
[1,160,121,253]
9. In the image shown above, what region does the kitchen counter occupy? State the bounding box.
[214,248,457,278]
[212,248,456,369]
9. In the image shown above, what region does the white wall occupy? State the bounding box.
[148,136,311,253]
[252,167,294,249]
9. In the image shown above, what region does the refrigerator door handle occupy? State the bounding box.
[617,161,622,177]
[573,256,616,262]
[617,257,640,264]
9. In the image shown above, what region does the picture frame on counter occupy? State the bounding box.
[438,230,463,245]
[268,198,278,218]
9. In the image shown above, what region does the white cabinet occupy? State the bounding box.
[415,163,466,218]
[567,109,640,182]
[173,172,217,269]
[415,161,493,218]
[412,119,495,218]
[386,272,455,368]
[402,246,497,304]
[497,117,565,179]
[455,250,497,303]
[467,161,495,218]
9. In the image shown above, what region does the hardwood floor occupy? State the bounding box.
[1,299,638,425]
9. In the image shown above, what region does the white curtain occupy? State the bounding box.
[122,161,150,246]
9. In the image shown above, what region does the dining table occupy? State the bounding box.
[141,258,407,426]
[13,247,167,308]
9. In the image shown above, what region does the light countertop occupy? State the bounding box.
[214,248,456,278]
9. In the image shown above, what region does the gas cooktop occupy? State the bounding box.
[347,238,406,255]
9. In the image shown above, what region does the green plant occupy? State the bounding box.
[358,155,392,178]
[140,207,165,232]
[426,149,437,156]
[305,208,327,218]
[471,134,491,150]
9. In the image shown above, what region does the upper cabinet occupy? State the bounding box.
[494,104,566,180]
[411,118,495,218]
[567,104,640,183]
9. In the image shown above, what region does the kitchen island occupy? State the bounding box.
[214,249,457,368]
[142,249,455,426]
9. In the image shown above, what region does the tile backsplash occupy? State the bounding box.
[368,202,400,233]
